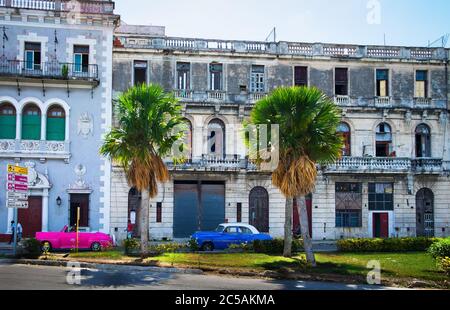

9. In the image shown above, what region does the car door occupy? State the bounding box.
[239,227,255,243]
[221,227,240,248]
[60,231,76,249]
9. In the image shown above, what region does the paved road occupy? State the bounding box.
[0,261,404,290]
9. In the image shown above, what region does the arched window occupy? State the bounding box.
[376,123,393,157]
[415,124,431,158]
[46,106,66,141]
[207,119,225,158]
[337,122,351,156]
[22,104,41,140]
[0,103,16,139]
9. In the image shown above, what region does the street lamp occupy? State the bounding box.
[56,196,62,206]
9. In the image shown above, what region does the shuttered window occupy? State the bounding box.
[46,106,65,141]
[294,66,308,86]
[22,105,41,140]
[415,70,428,98]
[376,69,389,97]
[210,63,223,91]
[0,104,16,139]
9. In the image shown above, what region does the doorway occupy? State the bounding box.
[69,194,90,228]
[416,188,434,237]
[249,187,269,233]
[18,196,42,238]
[373,213,389,238]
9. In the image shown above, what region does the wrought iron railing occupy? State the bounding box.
[0,60,98,80]
[0,0,115,14]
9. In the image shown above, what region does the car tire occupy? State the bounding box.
[41,241,52,253]
[91,242,102,252]
[201,242,214,252]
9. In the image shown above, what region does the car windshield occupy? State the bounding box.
[215,225,225,232]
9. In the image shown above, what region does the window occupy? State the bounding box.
[73,45,89,73]
[133,60,147,86]
[181,118,193,159]
[294,66,308,87]
[337,122,351,156]
[240,227,253,234]
[207,119,225,158]
[415,124,431,158]
[237,202,242,223]
[0,103,16,139]
[225,226,240,234]
[24,42,41,71]
[22,104,41,140]
[335,68,348,96]
[156,202,162,223]
[177,62,190,90]
[376,69,389,97]
[415,70,428,98]
[46,106,65,141]
[376,123,393,157]
[369,183,394,211]
[251,65,265,93]
[335,183,362,228]
[210,63,223,91]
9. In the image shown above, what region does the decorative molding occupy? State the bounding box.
[77,112,94,138]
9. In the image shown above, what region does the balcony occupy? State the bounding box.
[0,139,71,162]
[0,60,99,88]
[334,95,351,105]
[207,90,226,102]
[249,93,267,103]
[174,89,193,100]
[414,97,432,106]
[374,96,392,107]
[0,0,115,15]
[166,155,249,172]
[325,157,412,174]
[412,158,443,174]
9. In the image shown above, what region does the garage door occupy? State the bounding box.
[174,181,225,238]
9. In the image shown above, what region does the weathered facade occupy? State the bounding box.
[0,0,118,237]
[110,27,450,242]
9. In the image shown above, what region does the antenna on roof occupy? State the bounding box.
[427,34,449,48]
[265,27,276,43]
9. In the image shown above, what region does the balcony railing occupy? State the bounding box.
[326,157,412,174]
[412,158,443,174]
[375,96,391,106]
[174,89,193,99]
[249,93,267,103]
[334,95,351,105]
[414,97,432,106]
[0,60,98,81]
[166,154,248,171]
[115,35,448,62]
[0,139,70,161]
[0,0,115,14]
[326,157,445,174]
[207,90,226,101]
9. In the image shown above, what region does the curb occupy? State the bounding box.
[4,258,203,275]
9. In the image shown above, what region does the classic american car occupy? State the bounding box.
[36,226,115,252]
[191,223,273,251]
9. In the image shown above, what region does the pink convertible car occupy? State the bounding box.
[36,226,115,252]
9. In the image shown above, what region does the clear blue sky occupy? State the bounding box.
[116,0,449,47]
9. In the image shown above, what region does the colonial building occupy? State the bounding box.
[111,26,450,241]
[0,0,119,238]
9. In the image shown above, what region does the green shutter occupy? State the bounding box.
[0,115,16,139]
[46,118,65,141]
[22,115,41,140]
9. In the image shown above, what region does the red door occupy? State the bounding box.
[293,196,312,237]
[18,196,42,238]
[373,213,389,238]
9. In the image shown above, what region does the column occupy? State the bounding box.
[42,189,49,232]
[7,208,13,233]
[16,113,21,140]
[41,113,46,141]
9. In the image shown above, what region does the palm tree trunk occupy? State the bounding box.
[297,195,316,267]
[140,189,150,256]
[283,197,293,257]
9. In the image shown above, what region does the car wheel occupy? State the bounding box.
[91,242,102,252]
[41,241,52,253]
[202,242,214,252]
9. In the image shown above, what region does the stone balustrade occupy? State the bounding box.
[0,0,115,14]
[115,35,448,62]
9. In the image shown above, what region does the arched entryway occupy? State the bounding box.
[416,188,434,237]
[249,187,269,233]
[128,187,141,237]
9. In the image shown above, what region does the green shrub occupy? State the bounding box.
[123,238,140,255]
[337,237,439,253]
[61,64,69,79]
[253,238,304,255]
[227,243,254,253]
[19,238,42,259]
[188,238,199,252]
[439,257,450,275]
[428,238,450,259]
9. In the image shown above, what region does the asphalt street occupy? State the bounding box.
[0,261,405,290]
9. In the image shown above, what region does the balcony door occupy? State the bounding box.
[24,42,41,72]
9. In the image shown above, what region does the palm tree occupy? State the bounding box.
[100,84,187,256]
[249,86,343,266]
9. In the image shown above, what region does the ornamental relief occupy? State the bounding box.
[46,141,65,152]
[20,141,40,152]
[0,140,15,151]
[77,112,94,139]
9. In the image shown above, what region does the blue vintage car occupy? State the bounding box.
[191,223,273,251]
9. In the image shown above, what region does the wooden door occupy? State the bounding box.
[70,194,90,228]
[18,196,42,238]
[249,187,269,233]
[373,213,389,238]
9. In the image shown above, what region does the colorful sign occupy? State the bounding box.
[7,164,29,209]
